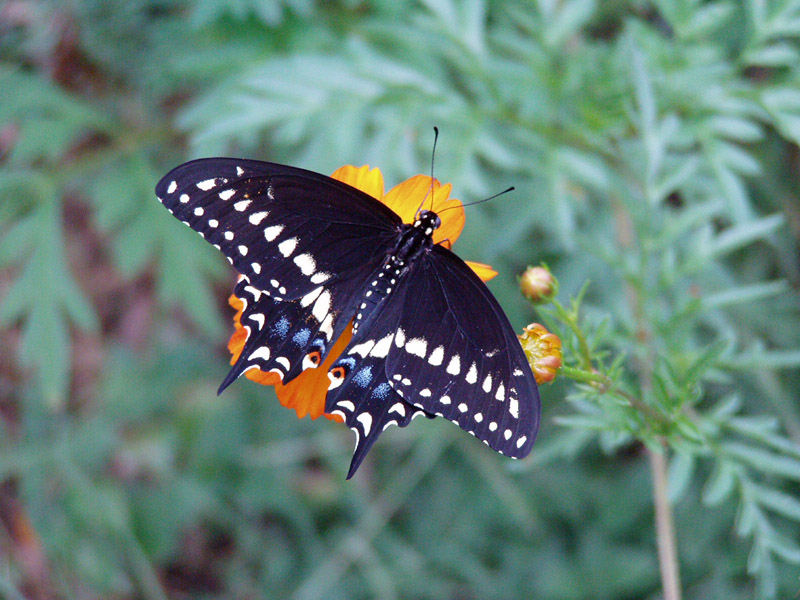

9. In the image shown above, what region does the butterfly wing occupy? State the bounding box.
[326,243,540,475]
[156,159,401,301]
[156,158,400,384]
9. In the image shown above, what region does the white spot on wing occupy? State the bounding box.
[395,328,406,348]
[300,286,322,307]
[249,211,268,225]
[419,388,431,397]
[337,400,355,412]
[194,207,204,216]
[224,231,234,241]
[349,340,375,358]
[312,290,331,323]
[248,313,265,329]
[197,179,217,191]
[458,403,468,413]
[474,412,483,423]
[167,180,177,194]
[311,272,331,284]
[446,355,461,375]
[218,188,235,200]
[465,362,478,384]
[405,337,427,358]
[516,435,527,449]
[275,356,291,371]
[251,262,261,274]
[238,245,248,256]
[495,383,505,401]
[248,346,270,361]
[264,225,283,242]
[428,346,444,366]
[319,313,334,340]
[234,200,251,212]
[293,253,316,275]
[278,237,298,257]
[236,166,244,176]
[440,395,451,405]
[489,422,498,432]
[482,374,492,393]
[180,194,190,203]
[357,413,372,436]
[370,333,394,359]
[504,429,512,440]
[389,402,406,416]
[208,219,219,228]
[509,397,519,419]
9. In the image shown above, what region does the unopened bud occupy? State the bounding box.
[518,323,562,384]
[520,265,557,304]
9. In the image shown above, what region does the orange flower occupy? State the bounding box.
[227,165,497,420]
[518,323,562,384]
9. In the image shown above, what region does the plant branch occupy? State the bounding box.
[649,444,682,600]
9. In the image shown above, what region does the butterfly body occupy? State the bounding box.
[156,159,540,477]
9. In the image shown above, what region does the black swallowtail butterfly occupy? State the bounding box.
[156,159,541,478]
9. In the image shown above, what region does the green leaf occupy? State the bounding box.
[721,349,800,371]
[0,201,98,405]
[667,450,695,502]
[703,461,737,505]
[703,280,789,309]
[723,442,800,481]
[751,484,800,522]
[706,214,785,259]
[743,43,800,67]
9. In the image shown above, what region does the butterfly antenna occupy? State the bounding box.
[429,126,439,212]
[415,126,439,217]
[438,186,516,215]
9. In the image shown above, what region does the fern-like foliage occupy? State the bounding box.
[1,1,799,599]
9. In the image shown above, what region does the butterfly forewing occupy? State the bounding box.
[156,159,400,302]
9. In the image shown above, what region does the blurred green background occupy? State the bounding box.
[2,1,800,599]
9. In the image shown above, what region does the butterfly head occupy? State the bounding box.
[414,210,441,236]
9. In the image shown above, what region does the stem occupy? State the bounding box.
[648,445,682,600]
[609,190,683,599]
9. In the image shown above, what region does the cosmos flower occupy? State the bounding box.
[227,165,497,420]
[518,323,562,384]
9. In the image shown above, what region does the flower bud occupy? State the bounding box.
[520,265,557,304]
[518,323,562,384]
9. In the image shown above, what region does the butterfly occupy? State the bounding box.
[156,159,540,478]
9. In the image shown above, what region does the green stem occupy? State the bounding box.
[558,365,671,427]
[649,444,682,600]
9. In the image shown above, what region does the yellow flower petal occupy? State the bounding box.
[465,261,498,282]
[330,165,384,201]
[382,175,465,244]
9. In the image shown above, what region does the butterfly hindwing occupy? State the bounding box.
[325,352,433,478]
[326,245,540,465]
